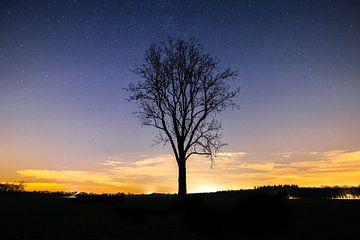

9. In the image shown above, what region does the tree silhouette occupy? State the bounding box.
[127,37,239,196]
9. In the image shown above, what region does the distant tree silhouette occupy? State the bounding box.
[0,182,24,192]
[127,37,239,196]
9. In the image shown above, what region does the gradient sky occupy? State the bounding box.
[1,0,359,193]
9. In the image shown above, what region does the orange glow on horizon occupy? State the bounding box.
[0,149,358,194]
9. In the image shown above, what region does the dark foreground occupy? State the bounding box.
[1,192,360,240]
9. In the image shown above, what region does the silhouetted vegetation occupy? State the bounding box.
[253,185,360,199]
[0,182,25,192]
[127,37,239,195]
[74,192,125,203]
[207,185,360,199]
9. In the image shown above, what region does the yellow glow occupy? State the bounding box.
[332,194,360,200]
[23,182,68,192]
[0,182,67,192]
[1,150,359,193]
[190,185,222,193]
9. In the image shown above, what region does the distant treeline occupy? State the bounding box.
[210,184,360,199]
[1,182,360,199]
[0,182,25,192]
[0,183,126,200]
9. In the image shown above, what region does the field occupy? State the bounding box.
[1,191,360,240]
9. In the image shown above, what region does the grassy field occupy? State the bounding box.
[1,192,360,240]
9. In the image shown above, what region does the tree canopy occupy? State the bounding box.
[127,37,239,195]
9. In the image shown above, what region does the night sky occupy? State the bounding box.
[1,0,360,193]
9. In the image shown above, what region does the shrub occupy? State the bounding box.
[0,182,25,192]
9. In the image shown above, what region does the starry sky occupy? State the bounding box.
[1,0,360,193]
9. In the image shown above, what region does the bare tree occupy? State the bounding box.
[127,37,239,196]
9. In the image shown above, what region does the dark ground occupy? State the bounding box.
[0,192,360,240]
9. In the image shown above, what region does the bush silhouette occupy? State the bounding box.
[74,192,125,203]
[0,182,24,192]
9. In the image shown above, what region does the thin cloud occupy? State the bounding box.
[16,150,360,193]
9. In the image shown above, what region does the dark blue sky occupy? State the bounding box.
[1,0,360,192]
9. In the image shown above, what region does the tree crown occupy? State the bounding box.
[127,37,239,164]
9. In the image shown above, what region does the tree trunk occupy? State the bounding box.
[177,158,187,196]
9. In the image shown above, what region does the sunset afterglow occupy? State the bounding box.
[1,150,358,193]
[1,0,359,193]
